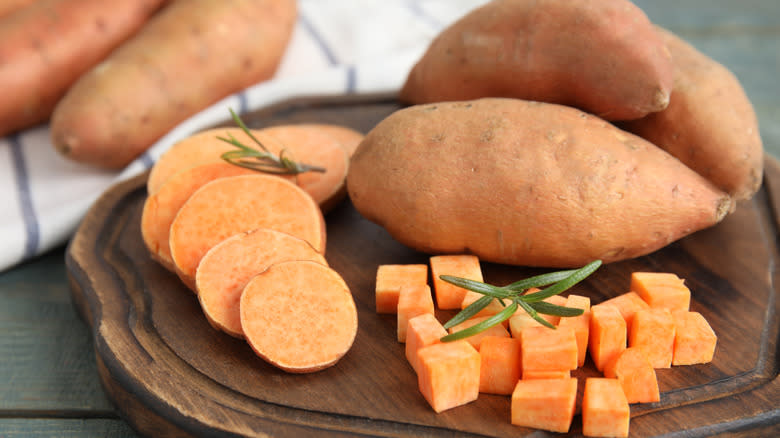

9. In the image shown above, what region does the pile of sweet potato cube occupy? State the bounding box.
[375,255,717,437]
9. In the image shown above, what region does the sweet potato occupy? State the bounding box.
[0,0,36,19]
[400,0,673,121]
[479,336,521,395]
[672,311,717,365]
[582,378,630,437]
[417,340,481,413]
[604,347,660,404]
[631,272,691,312]
[557,294,591,367]
[169,174,326,290]
[447,315,510,351]
[347,98,732,268]
[375,264,428,314]
[397,284,435,342]
[522,370,570,380]
[240,260,357,373]
[599,291,649,332]
[50,0,297,169]
[589,304,627,372]
[146,125,350,212]
[430,254,483,309]
[405,313,448,374]
[620,27,763,200]
[195,228,327,338]
[520,326,578,372]
[141,162,255,271]
[0,0,167,137]
[511,378,578,433]
[629,308,676,368]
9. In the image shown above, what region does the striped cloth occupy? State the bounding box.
[0,0,489,272]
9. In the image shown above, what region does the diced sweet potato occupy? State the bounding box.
[672,311,717,365]
[406,314,448,374]
[631,272,691,312]
[599,291,649,332]
[629,308,676,368]
[447,315,510,351]
[582,378,630,437]
[429,254,483,310]
[508,312,546,337]
[557,294,591,366]
[589,304,627,372]
[397,284,435,343]
[511,378,578,433]
[522,370,571,380]
[604,347,660,404]
[375,264,428,314]
[417,340,481,413]
[460,291,507,318]
[479,336,522,395]
[521,326,578,372]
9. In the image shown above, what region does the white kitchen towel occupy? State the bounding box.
[0,0,489,272]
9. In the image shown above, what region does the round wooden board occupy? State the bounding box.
[66,94,780,437]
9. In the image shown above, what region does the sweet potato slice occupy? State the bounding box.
[141,162,255,271]
[169,174,326,290]
[195,228,327,338]
[240,260,357,373]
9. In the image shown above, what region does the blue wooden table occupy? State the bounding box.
[1,1,779,436]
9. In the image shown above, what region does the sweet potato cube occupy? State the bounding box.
[631,272,690,312]
[406,313,448,374]
[508,312,546,337]
[582,378,630,437]
[430,255,482,309]
[397,284,434,342]
[672,311,717,365]
[589,304,627,372]
[511,378,578,433]
[522,369,570,380]
[599,291,648,332]
[557,294,591,367]
[460,291,507,318]
[448,315,510,350]
[629,308,675,368]
[604,347,660,403]
[375,264,428,314]
[521,326,578,372]
[417,340,481,413]
[479,336,521,395]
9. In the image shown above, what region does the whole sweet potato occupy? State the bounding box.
[50,0,297,169]
[347,98,732,268]
[619,28,763,201]
[400,0,674,121]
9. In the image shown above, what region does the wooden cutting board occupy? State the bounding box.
[66,93,779,437]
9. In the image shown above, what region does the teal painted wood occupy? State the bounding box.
[0,419,137,437]
[0,247,114,412]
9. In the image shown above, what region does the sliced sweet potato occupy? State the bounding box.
[169,174,326,290]
[582,378,630,437]
[672,311,717,365]
[195,228,327,338]
[521,326,578,372]
[604,347,660,404]
[397,284,435,343]
[405,313,448,374]
[417,340,481,413]
[240,260,357,373]
[629,308,676,368]
[589,304,627,372]
[557,294,591,367]
[511,378,578,433]
[631,272,691,312]
[479,336,521,395]
[430,254,483,310]
[599,291,649,332]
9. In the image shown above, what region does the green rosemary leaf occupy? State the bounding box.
[442,295,495,329]
[516,299,557,329]
[502,269,578,292]
[527,301,584,317]
[521,260,602,302]
[441,301,518,342]
[439,275,512,299]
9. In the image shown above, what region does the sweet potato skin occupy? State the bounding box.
[347,98,732,268]
[400,0,673,121]
[619,27,763,200]
[50,0,297,169]
[0,0,167,137]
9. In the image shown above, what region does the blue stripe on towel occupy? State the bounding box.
[138,151,155,170]
[345,65,356,94]
[404,0,444,30]
[237,91,249,115]
[9,135,40,259]
[298,13,339,66]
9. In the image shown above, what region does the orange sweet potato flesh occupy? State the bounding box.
[479,336,521,395]
[417,340,481,413]
[195,228,327,338]
[50,0,297,169]
[582,378,630,437]
[0,0,37,19]
[146,125,350,213]
[348,98,732,268]
[240,260,357,373]
[604,347,660,404]
[141,162,255,271]
[620,27,763,201]
[0,0,167,137]
[374,264,428,314]
[397,284,435,343]
[169,174,326,291]
[400,0,673,121]
[511,378,578,433]
[405,313,447,374]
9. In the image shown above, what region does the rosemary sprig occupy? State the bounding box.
[440,260,602,342]
[218,108,326,175]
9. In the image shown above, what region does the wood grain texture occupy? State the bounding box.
[65,95,780,437]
